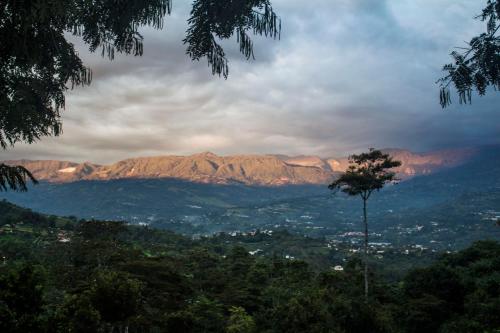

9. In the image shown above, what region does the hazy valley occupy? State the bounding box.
[3,146,499,251]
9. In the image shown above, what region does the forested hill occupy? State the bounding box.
[1,200,500,332]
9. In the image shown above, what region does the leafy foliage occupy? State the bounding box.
[0,164,37,192]
[438,0,500,107]
[88,271,143,328]
[185,0,280,78]
[226,306,256,333]
[329,148,401,200]
[0,264,46,333]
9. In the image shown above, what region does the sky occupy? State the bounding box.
[4,0,500,164]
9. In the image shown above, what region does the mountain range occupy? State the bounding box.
[4,147,476,185]
[1,145,499,249]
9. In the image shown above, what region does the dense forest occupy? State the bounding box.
[1,200,499,333]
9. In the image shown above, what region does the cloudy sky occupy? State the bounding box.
[5,0,500,164]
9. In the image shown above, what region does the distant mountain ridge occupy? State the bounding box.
[4,148,476,185]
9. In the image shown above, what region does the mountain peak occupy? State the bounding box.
[191,151,218,158]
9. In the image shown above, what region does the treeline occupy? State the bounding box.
[0,203,499,332]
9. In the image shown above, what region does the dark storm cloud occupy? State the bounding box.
[3,0,499,164]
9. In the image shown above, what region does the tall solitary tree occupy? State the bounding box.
[329,148,401,299]
[438,0,499,107]
[0,0,281,191]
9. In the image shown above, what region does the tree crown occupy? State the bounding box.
[328,148,401,200]
[438,0,499,107]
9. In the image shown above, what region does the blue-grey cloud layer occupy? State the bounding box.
[4,0,499,163]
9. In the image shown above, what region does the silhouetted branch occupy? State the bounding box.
[0,164,38,192]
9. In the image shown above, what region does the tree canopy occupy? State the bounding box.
[438,0,499,107]
[329,149,401,201]
[0,0,281,191]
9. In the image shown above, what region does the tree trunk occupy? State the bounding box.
[363,198,369,300]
